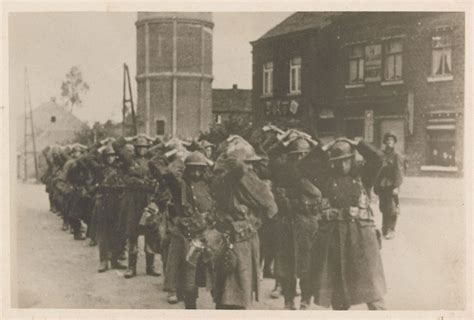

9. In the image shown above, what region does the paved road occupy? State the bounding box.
[12,183,466,310]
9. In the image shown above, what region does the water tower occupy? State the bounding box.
[136,12,213,138]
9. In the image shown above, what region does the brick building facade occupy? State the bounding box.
[251,12,464,177]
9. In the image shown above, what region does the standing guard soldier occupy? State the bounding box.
[211,143,278,309]
[113,135,161,278]
[310,138,386,310]
[163,151,214,309]
[375,132,404,240]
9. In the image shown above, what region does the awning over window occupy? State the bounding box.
[426,124,456,130]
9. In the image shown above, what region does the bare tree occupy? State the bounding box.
[61,66,89,113]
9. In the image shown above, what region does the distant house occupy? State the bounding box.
[16,99,87,180]
[212,84,253,124]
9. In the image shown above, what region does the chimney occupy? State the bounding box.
[232,84,238,90]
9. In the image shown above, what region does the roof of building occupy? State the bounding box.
[255,12,343,42]
[212,85,252,113]
[16,100,87,152]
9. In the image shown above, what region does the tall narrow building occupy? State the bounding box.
[135,12,213,138]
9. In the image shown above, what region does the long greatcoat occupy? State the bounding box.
[309,140,386,308]
[211,156,278,308]
[163,177,213,296]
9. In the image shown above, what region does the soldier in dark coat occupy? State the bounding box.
[83,144,127,272]
[309,138,386,310]
[211,142,278,309]
[163,151,214,309]
[113,135,161,278]
[63,144,90,240]
[375,132,404,240]
[268,138,321,310]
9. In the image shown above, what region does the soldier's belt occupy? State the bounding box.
[321,207,373,221]
[96,185,124,194]
[123,184,153,192]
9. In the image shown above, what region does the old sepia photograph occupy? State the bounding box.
[1,3,472,319]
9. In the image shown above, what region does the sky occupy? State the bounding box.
[9,12,292,124]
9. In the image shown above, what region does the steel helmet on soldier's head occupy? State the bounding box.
[185,151,208,166]
[200,140,214,149]
[228,144,262,162]
[329,140,355,161]
[134,136,150,147]
[383,131,398,143]
[102,145,116,156]
[288,138,311,154]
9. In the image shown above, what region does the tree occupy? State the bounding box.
[73,120,122,146]
[61,66,89,113]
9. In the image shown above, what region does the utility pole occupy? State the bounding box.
[23,67,39,182]
[122,63,137,136]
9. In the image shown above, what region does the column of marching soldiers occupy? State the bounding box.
[40,124,404,310]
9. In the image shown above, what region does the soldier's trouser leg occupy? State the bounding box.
[299,275,312,304]
[330,226,350,310]
[281,276,297,307]
[124,237,138,278]
[380,190,399,235]
[98,223,111,262]
[183,288,198,309]
[367,298,386,310]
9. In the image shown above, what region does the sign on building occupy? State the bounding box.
[364,109,374,142]
[364,44,382,82]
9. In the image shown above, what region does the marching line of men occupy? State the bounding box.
[40,126,404,310]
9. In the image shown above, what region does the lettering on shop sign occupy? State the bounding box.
[364,109,374,143]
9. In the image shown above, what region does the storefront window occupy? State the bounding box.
[427,129,456,167]
[318,109,336,135]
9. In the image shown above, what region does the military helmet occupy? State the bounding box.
[383,131,398,143]
[185,151,208,166]
[200,140,214,149]
[288,138,311,154]
[102,145,116,156]
[329,141,355,161]
[227,144,262,162]
[134,135,150,147]
[71,143,88,153]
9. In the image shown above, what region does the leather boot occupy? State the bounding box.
[145,253,161,276]
[111,259,127,270]
[98,261,109,273]
[284,297,296,310]
[124,253,137,278]
[184,297,197,309]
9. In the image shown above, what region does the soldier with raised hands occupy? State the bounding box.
[162,151,214,309]
[113,134,161,278]
[267,133,321,310]
[310,137,386,310]
[211,140,278,309]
